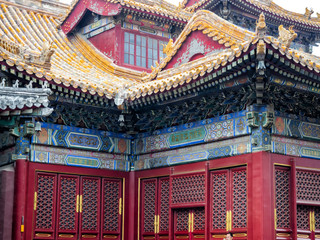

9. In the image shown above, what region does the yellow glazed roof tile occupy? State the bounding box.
[0,1,319,102]
[183,0,320,27]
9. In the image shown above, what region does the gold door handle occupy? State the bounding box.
[79,195,83,213]
[154,215,157,233]
[119,198,122,215]
[34,192,37,210]
[157,215,160,233]
[191,212,194,232]
[76,195,79,213]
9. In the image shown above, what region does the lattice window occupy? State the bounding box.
[159,178,169,233]
[103,179,120,232]
[315,207,320,230]
[35,174,56,230]
[58,176,77,231]
[171,174,205,204]
[275,168,291,229]
[232,170,247,229]
[81,178,99,231]
[194,208,205,231]
[143,180,156,233]
[175,209,189,232]
[297,205,310,230]
[211,172,227,230]
[297,170,320,202]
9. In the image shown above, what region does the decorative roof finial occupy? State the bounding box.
[278,25,297,48]
[255,13,267,38]
[304,8,314,19]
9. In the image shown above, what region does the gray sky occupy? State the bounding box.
[59,0,320,55]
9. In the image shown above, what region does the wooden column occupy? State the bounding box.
[250,151,273,240]
[12,156,28,240]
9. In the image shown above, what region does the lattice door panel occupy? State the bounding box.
[315,207,320,231]
[141,179,157,235]
[297,170,320,203]
[171,173,205,205]
[102,178,122,240]
[297,205,311,231]
[193,208,205,232]
[79,177,101,240]
[174,209,190,233]
[275,168,291,230]
[56,175,80,240]
[210,170,228,232]
[231,169,247,230]
[33,172,58,239]
[158,177,170,234]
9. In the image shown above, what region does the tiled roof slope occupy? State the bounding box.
[0,0,136,99]
[0,0,319,103]
[183,0,320,28]
[62,0,191,25]
[125,10,320,101]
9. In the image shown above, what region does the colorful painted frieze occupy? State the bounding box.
[134,112,249,154]
[31,145,130,171]
[272,117,320,141]
[272,136,320,159]
[134,136,250,170]
[32,123,131,154]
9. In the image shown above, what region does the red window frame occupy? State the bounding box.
[123,30,168,70]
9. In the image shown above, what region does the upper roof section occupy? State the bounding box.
[0,0,319,105]
[182,0,320,32]
[61,0,191,34]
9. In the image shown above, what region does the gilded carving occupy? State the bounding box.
[162,39,174,55]
[304,7,314,19]
[255,13,267,38]
[278,25,297,48]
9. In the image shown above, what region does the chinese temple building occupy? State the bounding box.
[0,0,320,240]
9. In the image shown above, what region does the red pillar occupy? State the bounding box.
[0,170,14,240]
[250,151,273,240]
[128,170,136,240]
[12,156,28,240]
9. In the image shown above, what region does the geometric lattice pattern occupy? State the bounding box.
[103,179,120,232]
[211,172,227,230]
[316,207,320,230]
[35,174,56,230]
[171,174,205,204]
[58,176,77,230]
[81,178,99,231]
[194,208,205,231]
[159,178,169,233]
[175,209,189,232]
[297,170,320,202]
[232,170,247,229]
[143,180,156,233]
[297,205,310,230]
[275,169,291,229]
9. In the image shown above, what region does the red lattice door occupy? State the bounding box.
[33,172,58,240]
[296,206,320,240]
[173,208,205,240]
[274,167,291,239]
[56,175,80,240]
[78,176,101,240]
[101,178,123,240]
[140,177,169,240]
[210,167,247,239]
